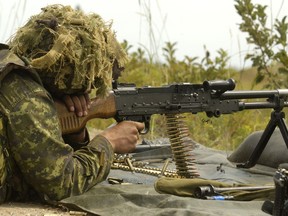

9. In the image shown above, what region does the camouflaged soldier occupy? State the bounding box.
[0,5,144,202]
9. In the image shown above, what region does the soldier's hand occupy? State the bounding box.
[100,121,145,154]
[62,93,91,117]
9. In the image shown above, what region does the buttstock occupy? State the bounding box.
[54,92,116,134]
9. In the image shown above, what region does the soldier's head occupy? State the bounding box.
[9,4,128,97]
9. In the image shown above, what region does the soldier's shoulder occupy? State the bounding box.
[0,44,26,73]
[0,43,42,86]
[0,70,47,113]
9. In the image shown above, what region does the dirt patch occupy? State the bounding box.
[0,202,88,216]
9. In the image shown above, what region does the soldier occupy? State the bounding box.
[0,5,144,202]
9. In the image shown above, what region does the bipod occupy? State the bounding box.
[237,110,288,168]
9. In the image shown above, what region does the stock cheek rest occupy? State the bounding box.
[228,129,288,168]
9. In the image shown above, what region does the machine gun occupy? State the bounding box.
[55,78,288,169]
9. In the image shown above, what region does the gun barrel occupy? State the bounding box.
[214,185,274,192]
[194,184,274,198]
[221,89,288,99]
[240,102,288,109]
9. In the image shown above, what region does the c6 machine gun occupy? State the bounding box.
[55,78,288,171]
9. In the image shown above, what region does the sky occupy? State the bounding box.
[0,0,287,68]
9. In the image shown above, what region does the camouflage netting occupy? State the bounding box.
[8,4,129,96]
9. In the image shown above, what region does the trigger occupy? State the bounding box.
[139,121,150,134]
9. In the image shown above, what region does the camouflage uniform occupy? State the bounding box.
[0,45,114,201]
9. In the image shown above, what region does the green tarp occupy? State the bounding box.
[60,142,275,215]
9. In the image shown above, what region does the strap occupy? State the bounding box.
[0,112,10,202]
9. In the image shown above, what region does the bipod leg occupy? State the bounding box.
[277,113,288,149]
[237,111,284,169]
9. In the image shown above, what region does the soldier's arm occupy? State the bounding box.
[7,89,113,200]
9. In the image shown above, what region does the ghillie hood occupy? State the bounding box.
[9,4,128,96]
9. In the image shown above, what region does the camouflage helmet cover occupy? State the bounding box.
[9,4,128,96]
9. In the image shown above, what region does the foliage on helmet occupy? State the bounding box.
[9,4,128,96]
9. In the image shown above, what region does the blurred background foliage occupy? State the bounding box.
[88,0,288,151]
